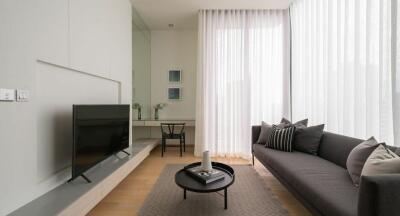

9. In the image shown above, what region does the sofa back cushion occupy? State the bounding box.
[386,145,400,156]
[318,132,364,168]
[252,126,261,144]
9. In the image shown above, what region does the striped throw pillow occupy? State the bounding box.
[266,125,296,152]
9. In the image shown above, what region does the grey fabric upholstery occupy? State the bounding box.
[386,145,400,156]
[252,126,261,145]
[346,137,380,186]
[294,124,324,155]
[280,118,308,128]
[358,174,400,216]
[318,132,363,168]
[257,121,274,144]
[251,127,400,216]
[253,144,358,216]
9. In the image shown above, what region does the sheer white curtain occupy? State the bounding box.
[291,0,394,145]
[395,0,400,146]
[195,10,290,157]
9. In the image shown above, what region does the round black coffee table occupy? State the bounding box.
[175,162,235,209]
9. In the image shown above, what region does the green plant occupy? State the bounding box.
[153,103,167,120]
[153,103,167,110]
[132,103,142,120]
[132,103,142,109]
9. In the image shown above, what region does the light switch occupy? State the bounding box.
[0,88,16,101]
[16,89,29,102]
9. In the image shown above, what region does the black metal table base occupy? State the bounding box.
[176,162,234,211]
[182,189,228,209]
[224,188,227,209]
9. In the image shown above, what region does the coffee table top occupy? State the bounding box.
[175,162,235,193]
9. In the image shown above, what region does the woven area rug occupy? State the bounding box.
[138,164,289,216]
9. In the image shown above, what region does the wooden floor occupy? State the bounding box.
[88,146,311,216]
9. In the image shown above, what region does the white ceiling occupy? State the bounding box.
[130,0,291,30]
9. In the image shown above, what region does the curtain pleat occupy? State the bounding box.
[195,10,290,157]
[291,0,394,145]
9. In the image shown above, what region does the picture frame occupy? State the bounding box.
[168,69,182,83]
[168,87,182,100]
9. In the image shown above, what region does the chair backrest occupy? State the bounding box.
[160,123,185,135]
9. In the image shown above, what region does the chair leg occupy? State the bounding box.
[183,134,186,152]
[163,139,165,152]
[161,138,165,157]
[180,138,183,157]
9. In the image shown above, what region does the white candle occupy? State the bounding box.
[201,151,212,172]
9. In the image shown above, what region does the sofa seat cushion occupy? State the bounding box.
[253,144,359,216]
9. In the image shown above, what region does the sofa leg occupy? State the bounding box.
[252,153,254,166]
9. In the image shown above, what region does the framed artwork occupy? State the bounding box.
[168,70,182,83]
[168,87,182,100]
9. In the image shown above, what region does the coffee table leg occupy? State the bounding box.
[184,189,186,200]
[224,188,227,209]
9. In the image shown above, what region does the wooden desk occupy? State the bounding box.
[132,119,195,127]
[132,119,196,144]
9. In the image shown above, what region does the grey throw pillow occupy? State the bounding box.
[361,144,400,176]
[256,121,290,144]
[346,137,380,186]
[395,148,400,156]
[256,121,274,144]
[294,124,325,155]
[280,118,308,128]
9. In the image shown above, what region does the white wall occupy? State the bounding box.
[0,0,132,214]
[150,30,197,143]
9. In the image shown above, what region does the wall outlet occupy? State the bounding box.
[0,88,16,101]
[16,89,29,102]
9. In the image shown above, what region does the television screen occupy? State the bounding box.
[72,104,130,180]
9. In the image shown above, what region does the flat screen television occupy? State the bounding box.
[71,104,130,182]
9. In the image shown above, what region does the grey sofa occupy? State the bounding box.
[251,126,400,216]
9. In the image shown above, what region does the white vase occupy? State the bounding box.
[201,151,212,172]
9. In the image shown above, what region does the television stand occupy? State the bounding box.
[121,150,130,156]
[10,141,158,216]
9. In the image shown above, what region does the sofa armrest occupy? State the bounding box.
[358,174,400,216]
[251,126,261,146]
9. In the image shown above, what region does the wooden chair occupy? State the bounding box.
[160,123,186,157]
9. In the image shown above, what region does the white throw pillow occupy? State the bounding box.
[361,144,400,177]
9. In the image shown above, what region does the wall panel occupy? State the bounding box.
[0,0,132,214]
[35,62,120,182]
[36,0,69,66]
[69,0,111,77]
